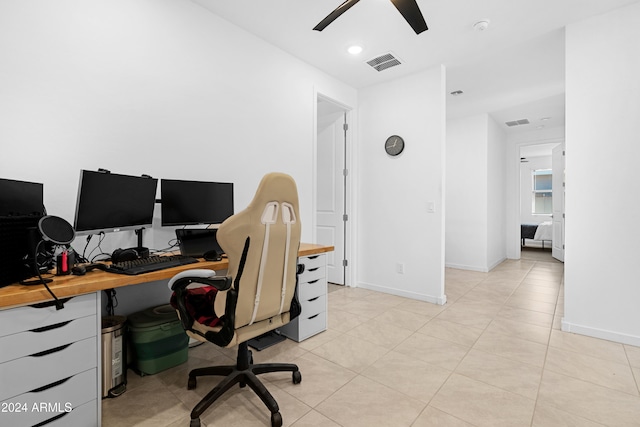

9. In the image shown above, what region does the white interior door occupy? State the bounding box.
[316,98,347,285]
[552,144,565,262]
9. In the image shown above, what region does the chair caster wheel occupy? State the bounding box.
[187,377,197,390]
[189,418,201,427]
[271,412,283,427]
[292,371,302,384]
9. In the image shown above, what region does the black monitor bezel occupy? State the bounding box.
[73,170,158,236]
[160,179,234,227]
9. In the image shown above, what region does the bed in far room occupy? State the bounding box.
[521,221,553,248]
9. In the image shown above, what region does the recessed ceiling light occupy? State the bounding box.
[348,45,363,55]
[450,90,464,96]
[541,117,551,121]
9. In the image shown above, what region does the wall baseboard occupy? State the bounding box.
[445,263,489,273]
[357,281,447,305]
[561,318,640,347]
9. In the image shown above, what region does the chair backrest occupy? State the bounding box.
[214,172,301,342]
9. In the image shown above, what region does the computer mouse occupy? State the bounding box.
[71,265,86,276]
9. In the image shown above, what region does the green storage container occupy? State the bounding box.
[128,304,188,375]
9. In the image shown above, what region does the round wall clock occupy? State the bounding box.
[385,135,405,156]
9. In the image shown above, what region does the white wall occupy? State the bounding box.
[357,67,446,304]
[563,1,640,346]
[445,114,506,272]
[445,115,488,271]
[0,0,356,315]
[486,115,507,269]
[0,0,356,256]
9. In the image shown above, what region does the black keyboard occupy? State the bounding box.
[109,255,199,275]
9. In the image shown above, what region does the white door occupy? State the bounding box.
[316,98,347,285]
[552,144,565,262]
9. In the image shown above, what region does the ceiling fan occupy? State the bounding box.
[313,0,428,35]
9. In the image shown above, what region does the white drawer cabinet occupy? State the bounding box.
[0,293,101,427]
[280,254,328,342]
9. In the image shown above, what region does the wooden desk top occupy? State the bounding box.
[0,243,333,310]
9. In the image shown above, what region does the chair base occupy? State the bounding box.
[188,341,301,427]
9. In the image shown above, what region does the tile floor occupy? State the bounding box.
[103,253,640,426]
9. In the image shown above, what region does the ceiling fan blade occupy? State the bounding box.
[390,0,428,34]
[313,0,361,31]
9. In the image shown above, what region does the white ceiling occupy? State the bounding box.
[192,0,640,134]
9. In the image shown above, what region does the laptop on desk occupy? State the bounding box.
[175,228,223,258]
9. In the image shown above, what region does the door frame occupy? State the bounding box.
[312,89,355,286]
[506,137,565,260]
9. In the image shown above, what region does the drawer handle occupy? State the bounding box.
[308,314,319,320]
[30,376,72,393]
[29,298,72,309]
[297,264,305,274]
[308,267,320,272]
[30,320,72,333]
[36,411,69,426]
[31,343,72,358]
[308,255,320,260]
[309,296,320,302]
[307,279,320,284]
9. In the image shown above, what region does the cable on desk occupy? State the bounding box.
[104,289,118,316]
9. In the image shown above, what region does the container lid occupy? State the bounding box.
[128,304,179,328]
[102,315,127,332]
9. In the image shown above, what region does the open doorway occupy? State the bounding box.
[315,94,351,285]
[518,142,564,263]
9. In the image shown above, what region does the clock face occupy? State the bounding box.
[385,135,404,156]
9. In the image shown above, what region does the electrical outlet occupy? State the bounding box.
[396,263,405,274]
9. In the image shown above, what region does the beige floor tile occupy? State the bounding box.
[309,333,388,373]
[340,299,392,319]
[473,329,547,367]
[532,403,606,427]
[434,304,496,329]
[373,306,433,332]
[296,328,342,351]
[412,406,476,427]
[416,318,484,347]
[396,298,447,317]
[520,278,562,289]
[266,352,356,408]
[430,374,535,427]
[504,295,557,315]
[394,333,470,370]
[549,329,629,365]
[316,375,426,427]
[484,317,551,345]
[198,380,311,427]
[497,305,553,328]
[361,350,451,403]
[455,348,543,399]
[344,315,414,349]
[625,344,640,368]
[511,287,559,304]
[102,380,188,427]
[537,370,640,426]
[290,409,341,427]
[327,308,366,333]
[545,346,638,395]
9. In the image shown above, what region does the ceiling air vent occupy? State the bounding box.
[505,119,530,127]
[366,53,402,72]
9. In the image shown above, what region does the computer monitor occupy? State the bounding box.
[160,179,234,226]
[0,178,44,217]
[73,170,158,235]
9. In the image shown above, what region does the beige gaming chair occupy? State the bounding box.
[169,172,302,427]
